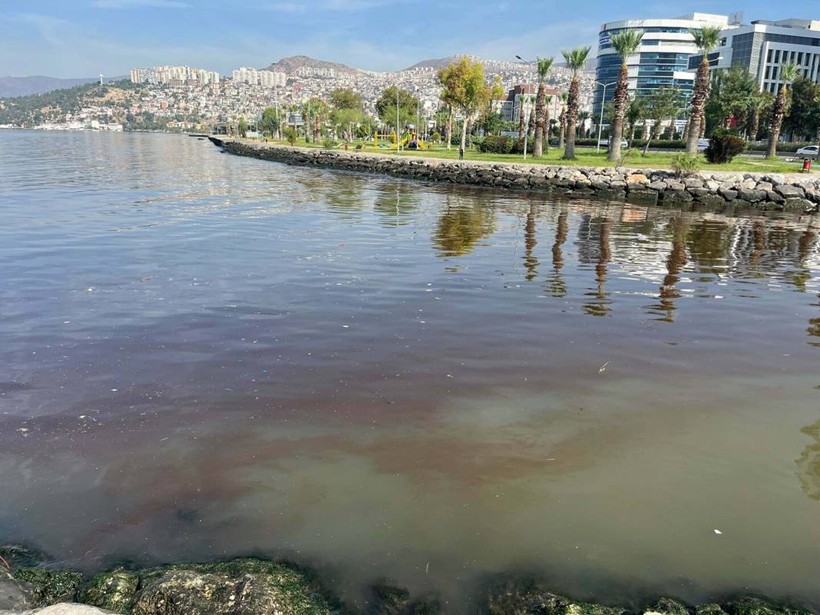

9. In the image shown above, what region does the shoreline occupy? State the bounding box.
[209,137,820,214]
[1,550,818,615]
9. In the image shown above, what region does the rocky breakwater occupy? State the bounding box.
[209,138,820,213]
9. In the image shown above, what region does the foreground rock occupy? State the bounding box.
[2,550,817,614]
[210,139,820,214]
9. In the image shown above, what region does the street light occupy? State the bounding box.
[516,55,536,160]
[595,80,617,153]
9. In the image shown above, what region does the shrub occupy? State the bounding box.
[283,127,298,146]
[321,137,337,149]
[478,135,514,154]
[705,129,747,163]
[431,131,441,143]
[671,153,699,177]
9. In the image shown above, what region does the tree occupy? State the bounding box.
[625,97,645,144]
[437,57,490,159]
[642,87,684,155]
[329,88,362,111]
[533,56,554,157]
[685,26,723,155]
[783,77,820,141]
[237,116,248,138]
[706,67,757,134]
[748,91,771,141]
[259,107,280,138]
[608,30,643,160]
[767,63,799,158]
[375,86,419,133]
[561,46,592,160]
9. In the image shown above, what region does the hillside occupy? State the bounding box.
[263,55,360,75]
[0,75,113,98]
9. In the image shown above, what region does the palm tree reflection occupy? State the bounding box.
[656,216,689,322]
[796,420,820,500]
[582,216,612,317]
[523,203,539,281]
[545,209,568,297]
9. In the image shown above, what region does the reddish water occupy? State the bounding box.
[1,131,819,611]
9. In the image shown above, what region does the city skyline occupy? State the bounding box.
[0,0,812,78]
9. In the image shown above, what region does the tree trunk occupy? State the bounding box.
[559,110,566,150]
[518,94,526,143]
[534,83,546,157]
[460,115,469,160]
[749,110,760,141]
[544,107,551,154]
[686,59,711,155]
[608,62,629,161]
[767,89,788,158]
[562,78,580,159]
[446,106,453,151]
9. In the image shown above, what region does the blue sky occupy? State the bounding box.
[0,0,812,77]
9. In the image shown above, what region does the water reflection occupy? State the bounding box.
[796,420,820,500]
[433,196,496,257]
[647,217,689,322]
[546,209,568,298]
[373,181,419,227]
[579,216,612,317]
[524,204,539,281]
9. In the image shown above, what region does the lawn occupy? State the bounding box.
[253,138,815,175]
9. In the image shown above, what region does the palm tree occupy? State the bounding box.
[685,26,723,155]
[543,95,553,153]
[534,56,554,157]
[561,46,592,159]
[558,92,568,150]
[767,63,799,159]
[608,30,643,160]
[747,92,768,141]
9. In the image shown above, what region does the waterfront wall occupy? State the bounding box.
[210,138,820,212]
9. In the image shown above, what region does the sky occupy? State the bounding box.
[0,0,813,78]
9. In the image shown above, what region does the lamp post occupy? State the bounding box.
[516,55,536,160]
[396,86,400,151]
[595,80,617,153]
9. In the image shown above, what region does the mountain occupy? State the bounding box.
[403,57,458,71]
[263,56,360,75]
[0,76,106,98]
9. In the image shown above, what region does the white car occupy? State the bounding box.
[796,145,819,160]
[697,138,710,151]
[598,138,629,148]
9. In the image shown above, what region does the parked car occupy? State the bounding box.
[796,145,819,160]
[598,138,629,148]
[697,138,710,151]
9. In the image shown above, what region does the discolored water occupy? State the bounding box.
[1,131,819,611]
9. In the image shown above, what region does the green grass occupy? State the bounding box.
[250,138,815,175]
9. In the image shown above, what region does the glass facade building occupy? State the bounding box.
[594,13,729,122]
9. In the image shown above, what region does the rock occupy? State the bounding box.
[782,197,816,211]
[666,180,686,192]
[13,604,118,614]
[368,582,409,614]
[79,571,139,614]
[719,188,739,201]
[696,604,728,615]
[738,188,766,203]
[129,560,337,615]
[11,570,82,608]
[756,181,773,192]
[648,181,668,191]
[724,596,812,615]
[0,573,32,612]
[646,597,690,615]
[627,173,650,185]
[763,190,785,203]
[774,184,805,198]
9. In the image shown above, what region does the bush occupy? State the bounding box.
[431,131,441,143]
[671,153,699,177]
[283,127,298,146]
[705,130,747,163]
[478,135,514,154]
[510,138,532,155]
[321,137,337,149]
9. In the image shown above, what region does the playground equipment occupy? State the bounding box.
[374,124,426,150]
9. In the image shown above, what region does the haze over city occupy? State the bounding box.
[0,0,812,78]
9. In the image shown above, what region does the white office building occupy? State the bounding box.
[689,18,820,93]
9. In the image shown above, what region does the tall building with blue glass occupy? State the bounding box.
[594,13,729,123]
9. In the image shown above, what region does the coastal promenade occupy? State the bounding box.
[210,137,820,213]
